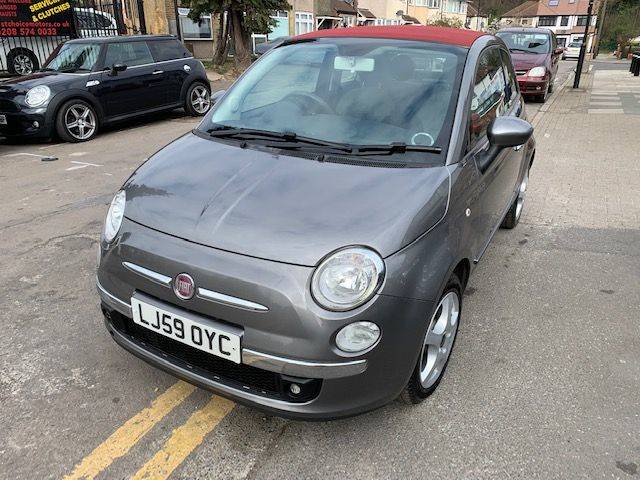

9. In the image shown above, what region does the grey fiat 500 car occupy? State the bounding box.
[97,26,535,419]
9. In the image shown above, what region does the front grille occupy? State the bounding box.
[105,307,321,402]
[516,70,527,76]
[0,99,20,113]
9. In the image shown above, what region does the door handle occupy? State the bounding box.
[152,70,164,75]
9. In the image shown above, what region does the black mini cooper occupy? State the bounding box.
[0,35,211,142]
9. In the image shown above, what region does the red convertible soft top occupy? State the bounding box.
[295,25,485,48]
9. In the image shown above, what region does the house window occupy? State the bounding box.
[560,15,569,26]
[427,0,441,7]
[576,15,588,26]
[445,0,465,14]
[295,12,313,35]
[537,16,557,26]
[374,18,400,25]
[548,0,559,6]
[178,9,212,40]
[521,18,529,25]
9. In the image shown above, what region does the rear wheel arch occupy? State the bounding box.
[452,258,471,291]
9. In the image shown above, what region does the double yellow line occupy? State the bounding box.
[64,381,234,480]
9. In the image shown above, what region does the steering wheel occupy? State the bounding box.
[283,92,333,115]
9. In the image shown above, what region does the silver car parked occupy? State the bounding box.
[97,26,535,419]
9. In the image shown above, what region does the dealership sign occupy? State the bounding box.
[0,0,74,36]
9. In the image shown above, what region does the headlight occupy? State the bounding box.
[25,85,51,107]
[528,66,546,77]
[311,247,385,311]
[104,190,126,243]
[335,321,380,353]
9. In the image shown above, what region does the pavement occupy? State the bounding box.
[1,59,639,479]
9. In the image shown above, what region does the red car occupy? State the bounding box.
[496,27,563,102]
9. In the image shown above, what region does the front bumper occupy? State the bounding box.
[517,76,549,96]
[97,218,434,419]
[0,106,52,138]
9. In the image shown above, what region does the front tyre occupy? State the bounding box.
[7,48,39,76]
[501,169,529,229]
[185,82,211,116]
[400,274,462,404]
[55,100,99,143]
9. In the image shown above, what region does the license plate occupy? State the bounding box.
[131,297,242,363]
[0,115,6,125]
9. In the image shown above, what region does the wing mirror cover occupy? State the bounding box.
[487,116,533,148]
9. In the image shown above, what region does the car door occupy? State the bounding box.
[95,41,162,118]
[147,39,192,106]
[465,46,522,262]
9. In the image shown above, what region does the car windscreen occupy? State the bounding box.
[496,32,551,54]
[568,42,582,48]
[198,38,466,164]
[43,42,100,73]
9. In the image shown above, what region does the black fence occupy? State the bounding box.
[0,0,146,75]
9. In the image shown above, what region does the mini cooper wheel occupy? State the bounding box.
[8,49,39,76]
[185,83,211,116]
[501,169,529,229]
[400,274,462,404]
[56,100,98,143]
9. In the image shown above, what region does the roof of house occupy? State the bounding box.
[358,8,376,19]
[502,0,539,18]
[401,14,421,24]
[333,0,357,15]
[296,25,485,47]
[503,0,596,18]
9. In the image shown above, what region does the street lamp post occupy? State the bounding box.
[573,0,595,88]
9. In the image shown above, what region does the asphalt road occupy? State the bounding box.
[1,59,638,480]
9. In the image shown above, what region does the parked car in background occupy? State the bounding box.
[0,8,118,76]
[97,26,535,419]
[254,36,290,56]
[563,41,582,60]
[0,35,211,142]
[496,27,563,102]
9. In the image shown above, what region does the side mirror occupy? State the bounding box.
[554,47,564,55]
[478,117,533,172]
[110,63,127,76]
[488,116,533,148]
[211,89,226,104]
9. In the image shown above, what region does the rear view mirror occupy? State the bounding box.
[110,63,127,76]
[488,117,533,148]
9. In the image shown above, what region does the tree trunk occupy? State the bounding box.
[213,12,228,66]
[230,9,252,70]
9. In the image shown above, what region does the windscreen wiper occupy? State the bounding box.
[207,127,354,152]
[352,143,442,155]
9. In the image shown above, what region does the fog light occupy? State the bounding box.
[289,383,301,395]
[32,121,40,128]
[335,321,380,353]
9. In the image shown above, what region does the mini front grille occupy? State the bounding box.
[105,308,322,402]
[0,99,20,113]
[516,70,528,76]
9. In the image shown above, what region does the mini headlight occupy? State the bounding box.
[104,190,126,243]
[336,321,380,353]
[25,85,51,107]
[311,247,385,311]
[528,66,546,77]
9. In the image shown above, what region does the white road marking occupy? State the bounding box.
[587,109,625,114]
[66,161,103,171]
[2,152,44,158]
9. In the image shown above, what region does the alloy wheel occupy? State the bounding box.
[64,104,96,141]
[13,54,34,75]
[419,291,460,389]
[515,171,529,220]
[191,86,211,114]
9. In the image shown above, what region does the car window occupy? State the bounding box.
[568,42,582,48]
[148,39,191,62]
[500,49,519,109]
[104,42,154,67]
[496,32,551,54]
[76,11,113,29]
[205,38,465,158]
[468,47,507,151]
